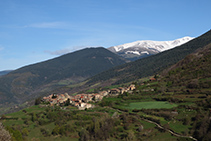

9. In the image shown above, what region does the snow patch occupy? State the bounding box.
[141,51,149,55]
[125,51,140,55]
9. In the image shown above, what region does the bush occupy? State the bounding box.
[52,126,60,135]
[21,128,29,136]
[117,126,124,132]
[40,128,50,137]
[6,126,22,141]
[35,97,42,105]
[79,128,90,141]
[38,119,49,125]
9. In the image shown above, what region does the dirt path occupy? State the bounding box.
[141,118,198,141]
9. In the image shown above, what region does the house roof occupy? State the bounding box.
[150,78,156,81]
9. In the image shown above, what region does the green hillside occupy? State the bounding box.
[161,43,211,91]
[87,30,211,86]
[0,47,127,107]
[1,42,211,141]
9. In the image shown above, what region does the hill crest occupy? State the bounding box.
[87,30,211,86]
[0,47,127,106]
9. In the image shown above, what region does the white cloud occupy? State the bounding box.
[0,45,4,51]
[45,48,72,55]
[44,46,87,56]
[24,22,69,29]
[0,52,54,71]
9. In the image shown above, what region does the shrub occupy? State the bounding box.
[35,97,42,105]
[52,126,60,135]
[117,126,124,132]
[40,128,50,137]
[21,128,29,136]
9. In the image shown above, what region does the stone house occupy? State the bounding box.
[128,84,136,91]
[110,88,121,95]
[99,91,108,96]
[118,87,127,94]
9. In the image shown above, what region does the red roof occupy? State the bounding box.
[150,78,156,81]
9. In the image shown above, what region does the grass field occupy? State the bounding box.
[122,101,178,109]
[169,121,191,134]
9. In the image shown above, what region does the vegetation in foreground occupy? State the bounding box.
[1,74,210,141]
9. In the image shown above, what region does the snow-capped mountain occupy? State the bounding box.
[108,37,194,61]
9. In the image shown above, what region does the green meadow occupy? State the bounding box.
[123,101,178,109]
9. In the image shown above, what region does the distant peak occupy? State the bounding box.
[109,37,194,52]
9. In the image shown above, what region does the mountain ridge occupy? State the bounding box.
[86,30,211,86]
[0,70,13,76]
[0,47,127,106]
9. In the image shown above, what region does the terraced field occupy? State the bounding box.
[122,101,178,109]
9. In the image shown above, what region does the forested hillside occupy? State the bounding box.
[0,47,127,107]
[161,43,211,94]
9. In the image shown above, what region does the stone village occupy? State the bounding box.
[42,84,136,110]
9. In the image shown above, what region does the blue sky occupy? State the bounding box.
[0,0,210,71]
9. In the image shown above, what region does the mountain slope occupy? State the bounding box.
[108,37,193,61]
[86,30,211,86]
[161,43,211,89]
[159,43,211,140]
[0,47,127,105]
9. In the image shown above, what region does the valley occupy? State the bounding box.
[0,30,211,141]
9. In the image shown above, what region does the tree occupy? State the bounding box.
[64,98,70,106]
[154,74,159,79]
[1,114,7,119]
[6,126,22,141]
[183,117,190,125]
[127,130,136,141]
[40,128,50,137]
[31,112,37,122]
[52,125,60,135]
[79,128,90,141]
[0,123,11,141]
[35,97,42,105]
